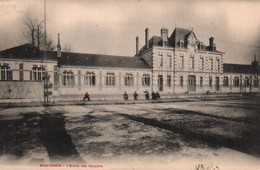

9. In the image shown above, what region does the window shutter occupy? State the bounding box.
[30,71,32,80]
[93,75,96,86]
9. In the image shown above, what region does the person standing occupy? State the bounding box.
[83,92,90,101]
[123,91,128,101]
[134,91,138,100]
[144,90,149,100]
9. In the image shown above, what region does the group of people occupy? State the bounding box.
[143,90,160,100]
[123,91,138,101]
[83,90,160,101]
[124,90,160,101]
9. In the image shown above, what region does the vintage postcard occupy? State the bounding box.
[0,0,259,169]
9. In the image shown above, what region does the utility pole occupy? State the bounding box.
[43,0,49,103]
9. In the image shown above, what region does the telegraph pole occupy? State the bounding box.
[43,0,49,103]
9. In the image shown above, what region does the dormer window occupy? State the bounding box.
[199,42,204,50]
[179,39,184,48]
[213,44,216,52]
[163,41,167,47]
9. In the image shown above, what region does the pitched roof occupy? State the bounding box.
[0,43,57,61]
[59,52,150,69]
[169,28,192,47]
[223,64,260,74]
[0,43,150,69]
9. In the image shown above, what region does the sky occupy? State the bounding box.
[0,0,260,64]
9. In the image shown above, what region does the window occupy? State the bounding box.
[180,76,183,87]
[200,77,203,87]
[125,73,134,86]
[209,58,213,70]
[209,76,212,87]
[167,54,172,67]
[213,44,216,52]
[180,40,184,48]
[106,72,115,86]
[199,57,204,70]
[234,77,239,87]
[189,55,194,69]
[216,59,220,71]
[85,72,95,86]
[223,76,229,86]
[0,65,12,80]
[179,55,184,69]
[32,66,45,81]
[142,74,150,86]
[167,75,171,87]
[244,77,250,87]
[63,71,74,86]
[199,42,204,50]
[253,77,259,87]
[158,53,163,67]
[163,40,167,47]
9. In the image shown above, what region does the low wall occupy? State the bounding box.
[0,81,44,100]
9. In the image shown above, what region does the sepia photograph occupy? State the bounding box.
[0,0,260,169]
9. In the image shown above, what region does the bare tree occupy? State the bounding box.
[22,13,55,51]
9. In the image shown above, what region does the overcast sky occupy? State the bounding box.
[0,0,260,64]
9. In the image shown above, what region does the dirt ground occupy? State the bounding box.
[0,96,259,169]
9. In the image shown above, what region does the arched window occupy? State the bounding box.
[106,72,115,86]
[223,76,229,86]
[234,77,239,87]
[125,73,134,86]
[142,74,150,86]
[244,77,250,87]
[253,76,259,87]
[0,65,12,80]
[63,71,74,86]
[85,72,95,86]
[32,66,45,81]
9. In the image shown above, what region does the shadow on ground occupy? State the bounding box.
[117,112,260,157]
[0,111,84,163]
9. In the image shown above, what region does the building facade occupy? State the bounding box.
[0,27,259,101]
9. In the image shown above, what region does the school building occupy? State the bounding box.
[0,27,259,102]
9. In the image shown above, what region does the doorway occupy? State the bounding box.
[215,77,219,91]
[188,75,196,92]
[158,75,163,91]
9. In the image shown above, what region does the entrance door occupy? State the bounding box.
[158,75,163,91]
[215,77,219,91]
[188,75,196,92]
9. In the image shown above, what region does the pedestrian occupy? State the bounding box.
[151,91,156,100]
[83,92,90,101]
[144,90,149,100]
[156,91,160,99]
[134,91,138,100]
[123,91,128,101]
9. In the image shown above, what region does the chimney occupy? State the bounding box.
[57,33,61,58]
[136,36,139,55]
[145,28,149,49]
[161,28,168,39]
[209,37,214,48]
